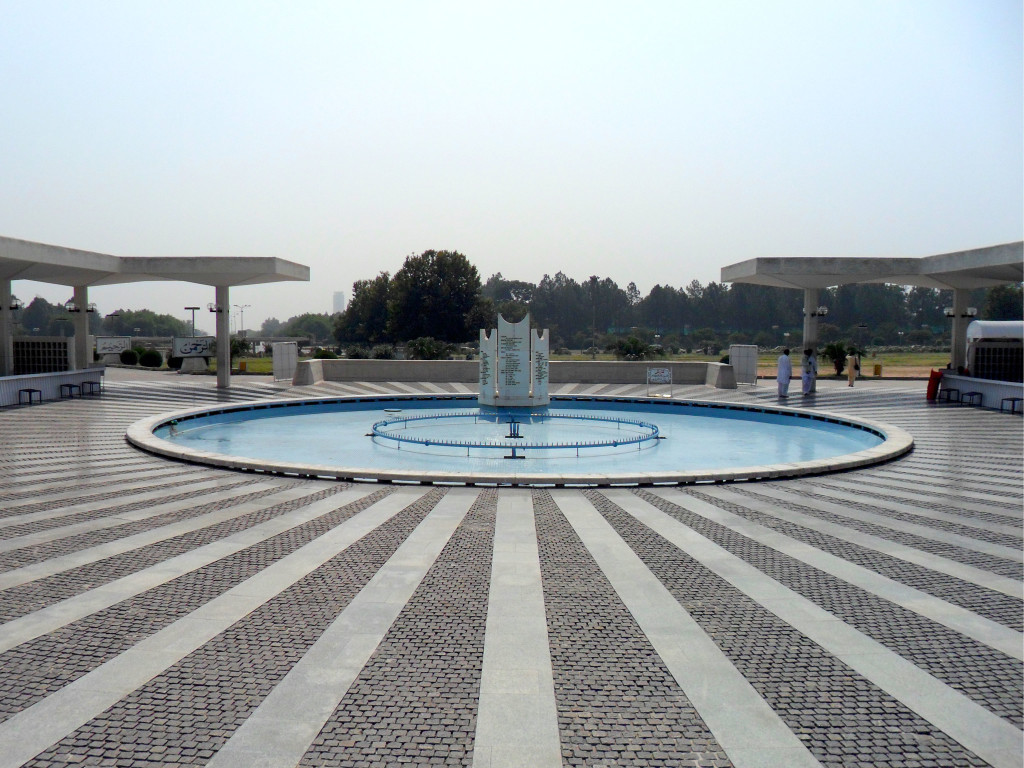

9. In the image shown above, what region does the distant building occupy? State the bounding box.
[332,290,346,314]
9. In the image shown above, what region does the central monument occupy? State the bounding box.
[479,314,549,407]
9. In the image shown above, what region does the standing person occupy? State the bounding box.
[776,348,792,398]
[846,350,859,387]
[801,348,817,395]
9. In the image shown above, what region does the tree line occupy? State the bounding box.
[334,249,1023,352]
[13,250,1021,354]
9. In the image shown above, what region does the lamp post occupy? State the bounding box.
[233,304,251,338]
[184,306,200,337]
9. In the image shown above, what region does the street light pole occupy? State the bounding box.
[184,306,200,337]
[233,304,251,338]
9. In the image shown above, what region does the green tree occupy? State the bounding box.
[983,284,1023,320]
[261,317,283,335]
[387,250,481,342]
[282,313,333,343]
[335,272,391,344]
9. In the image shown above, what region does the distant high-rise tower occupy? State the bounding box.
[332,291,346,314]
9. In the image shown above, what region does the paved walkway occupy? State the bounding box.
[0,370,1020,767]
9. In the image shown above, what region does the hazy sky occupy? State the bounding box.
[1,0,1021,330]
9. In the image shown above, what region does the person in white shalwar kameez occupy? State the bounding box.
[776,348,792,398]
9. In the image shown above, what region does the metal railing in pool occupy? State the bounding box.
[370,410,661,456]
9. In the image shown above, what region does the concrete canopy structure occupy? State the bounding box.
[721,242,1024,372]
[0,236,310,387]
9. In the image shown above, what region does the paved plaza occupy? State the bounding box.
[0,369,1020,767]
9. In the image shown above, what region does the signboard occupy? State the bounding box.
[272,342,298,381]
[646,367,672,385]
[96,336,131,355]
[646,366,673,397]
[728,344,758,385]
[173,336,215,358]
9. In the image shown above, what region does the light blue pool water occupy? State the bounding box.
[152,395,885,480]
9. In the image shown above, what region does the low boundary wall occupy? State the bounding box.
[294,359,736,389]
[0,367,105,407]
[938,373,1024,409]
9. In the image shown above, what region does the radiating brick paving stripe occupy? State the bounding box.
[750,482,1024,559]
[0,480,296,574]
[533,489,734,767]
[685,487,1024,631]
[554,491,820,768]
[0,479,287,553]
[634,488,1024,728]
[717,485,1024,582]
[0,486,388,723]
[794,478,1024,541]
[1,488,440,768]
[0,475,259,533]
[297,488,495,766]
[206,488,477,767]
[0,486,353,621]
[0,481,318,593]
[584,491,999,767]
[638,488,1022,662]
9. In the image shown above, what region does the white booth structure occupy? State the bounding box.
[966,320,1023,383]
[939,320,1024,410]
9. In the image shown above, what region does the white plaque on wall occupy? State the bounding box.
[173,336,215,358]
[96,336,131,355]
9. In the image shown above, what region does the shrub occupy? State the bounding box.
[167,356,183,370]
[344,345,369,359]
[406,337,452,360]
[371,344,395,359]
[312,348,338,359]
[139,349,163,368]
[119,349,139,365]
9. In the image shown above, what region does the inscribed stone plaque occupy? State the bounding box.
[479,329,497,405]
[531,328,550,405]
[496,315,531,403]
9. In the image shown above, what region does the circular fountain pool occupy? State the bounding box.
[127,394,912,486]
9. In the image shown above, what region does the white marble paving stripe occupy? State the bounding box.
[635,489,1023,661]
[820,476,1022,518]
[207,488,476,768]
[798,480,1023,538]
[0,472,207,509]
[0,466,205,497]
[0,476,249,531]
[701,486,1023,598]
[0,483,325,591]
[0,486,391,653]
[868,468,1024,496]
[0,486,425,768]
[552,491,822,768]
[604,490,1024,768]
[745,484,1022,562]
[473,489,561,768]
[0,479,288,553]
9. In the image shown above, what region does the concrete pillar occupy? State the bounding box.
[216,285,231,389]
[801,288,819,351]
[0,280,13,376]
[949,288,970,372]
[73,285,90,371]
[801,288,821,394]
